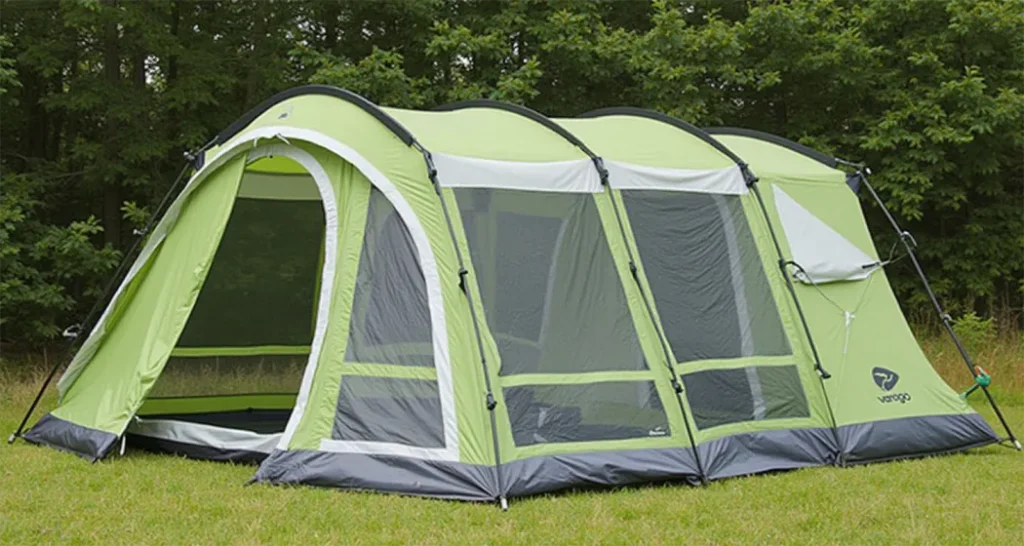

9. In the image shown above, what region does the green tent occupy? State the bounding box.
[19,86,1011,504]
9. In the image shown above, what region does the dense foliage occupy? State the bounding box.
[1,0,1021,345]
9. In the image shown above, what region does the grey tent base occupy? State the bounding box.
[22,412,998,501]
[252,449,500,502]
[251,415,998,501]
[501,447,701,498]
[22,413,117,462]
[840,413,998,464]
[698,426,838,480]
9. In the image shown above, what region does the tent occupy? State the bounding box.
[16,86,1014,504]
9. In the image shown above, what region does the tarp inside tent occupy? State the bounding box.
[19,86,1007,503]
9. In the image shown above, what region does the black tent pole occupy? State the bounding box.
[592,158,708,484]
[858,171,1020,450]
[744,170,843,463]
[8,157,197,445]
[414,144,509,510]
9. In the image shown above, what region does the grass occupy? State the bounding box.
[1,335,1022,546]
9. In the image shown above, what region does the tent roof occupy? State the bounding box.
[558,108,738,171]
[385,102,588,162]
[706,128,846,185]
[207,85,745,175]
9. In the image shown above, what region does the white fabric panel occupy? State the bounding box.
[606,161,747,195]
[128,418,280,454]
[773,185,878,284]
[433,153,602,193]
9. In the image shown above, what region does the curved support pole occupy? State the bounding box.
[414,143,508,507]
[745,176,843,463]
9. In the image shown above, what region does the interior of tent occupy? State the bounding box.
[130,156,322,450]
[127,145,451,458]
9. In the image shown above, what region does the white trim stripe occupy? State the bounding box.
[606,161,747,195]
[433,154,602,193]
[318,439,454,459]
[246,144,340,455]
[128,418,280,454]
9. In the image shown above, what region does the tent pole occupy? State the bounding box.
[589,158,708,484]
[589,157,708,481]
[858,172,1020,450]
[415,144,508,508]
[8,158,197,445]
[745,171,844,463]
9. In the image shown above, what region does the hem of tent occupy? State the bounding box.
[839,412,998,464]
[502,447,701,497]
[253,447,704,501]
[697,426,838,480]
[126,433,270,463]
[251,449,498,502]
[21,413,118,462]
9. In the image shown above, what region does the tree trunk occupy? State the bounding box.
[102,1,122,248]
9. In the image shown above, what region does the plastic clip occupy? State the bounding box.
[960,366,992,400]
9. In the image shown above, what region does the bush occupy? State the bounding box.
[951,312,998,356]
[0,172,120,346]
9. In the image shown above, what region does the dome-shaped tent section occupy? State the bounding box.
[563,110,841,479]
[707,128,999,463]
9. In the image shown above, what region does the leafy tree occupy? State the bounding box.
[1,0,1021,346]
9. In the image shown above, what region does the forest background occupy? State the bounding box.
[2,0,1022,348]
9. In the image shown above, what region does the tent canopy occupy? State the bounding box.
[23,86,998,503]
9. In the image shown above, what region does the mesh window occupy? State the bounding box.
[332,376,444,447]
[345,188,434,367]
[177,172,324,348]
[621,191,789,362]
[155,168,323,401]
[455,189,646,375]
[504,381,669,446]
[148,355,306,397]
[681,365,809,430]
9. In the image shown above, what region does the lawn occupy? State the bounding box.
[1,336,1022,546]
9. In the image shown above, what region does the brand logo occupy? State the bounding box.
[872,367,899,391]
[873,367,911,404]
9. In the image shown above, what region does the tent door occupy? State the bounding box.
[128,146,332,461]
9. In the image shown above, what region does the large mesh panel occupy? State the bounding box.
[621,191,789,362]
[454,188,647,375]
[505,381,669,446]
[150,167,323,401]
[332,376,443,447]
[177,185,324,348]
[332,187,444,448]
[344,188,434,367]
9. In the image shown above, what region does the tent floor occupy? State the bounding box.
[126,408,290,463]
[126,432,271,463]
[139,408,292,434]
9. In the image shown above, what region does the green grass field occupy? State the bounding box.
[1,335,1022,546]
